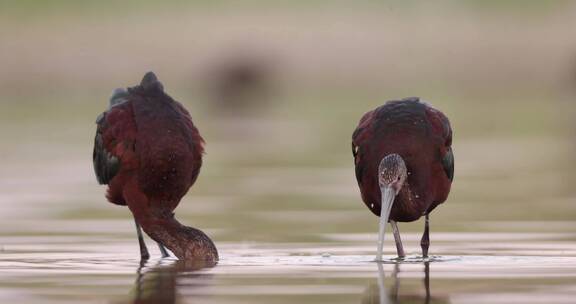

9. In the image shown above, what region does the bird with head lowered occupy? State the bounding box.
[93,72,218,263]
[352,97,454,260]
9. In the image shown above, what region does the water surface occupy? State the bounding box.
[2,232,576,304]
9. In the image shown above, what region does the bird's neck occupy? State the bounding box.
[138,213,218,263]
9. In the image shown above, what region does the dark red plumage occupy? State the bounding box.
[93,72,217,262]
[352,97,454,223]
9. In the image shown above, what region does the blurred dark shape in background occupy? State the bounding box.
[202,49,277,116]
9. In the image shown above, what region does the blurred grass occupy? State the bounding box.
[0,0,571,14]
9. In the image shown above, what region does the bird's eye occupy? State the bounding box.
[397,176,401,181]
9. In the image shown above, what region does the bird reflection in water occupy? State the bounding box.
[127,259,215,304]
[362,262,448,304]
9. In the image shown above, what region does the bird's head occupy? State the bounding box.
[378,153,407,195]
[377,154,407,221]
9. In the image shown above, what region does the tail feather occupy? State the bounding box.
[140,71,164,93]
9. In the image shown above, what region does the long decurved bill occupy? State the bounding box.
[376,186,395,261]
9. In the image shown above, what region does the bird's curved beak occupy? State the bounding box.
[376,186,396,261]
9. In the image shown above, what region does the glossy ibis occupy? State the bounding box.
[352,97,453,260]
[93,72,218,262]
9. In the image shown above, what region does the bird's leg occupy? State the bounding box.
[420,214,430,258]
[390,220,405,258]
[134,218,150,260]
[157,242,170,258]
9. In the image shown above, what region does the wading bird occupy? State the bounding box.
[93,72,218,262]
[352,97,453,260]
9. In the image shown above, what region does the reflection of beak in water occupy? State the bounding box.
[128,260,215,304]
[362,262,447,304]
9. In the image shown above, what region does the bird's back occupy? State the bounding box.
[352,97,453,221]
[93,73,204,212]
[129,84,204,209]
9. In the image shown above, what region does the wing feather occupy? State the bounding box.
[93,113,120,184]
[436,110,454,182]
[442,147,454,182]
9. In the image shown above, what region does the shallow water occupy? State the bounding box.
[2,232,576,304]
[1,77,575,303]
[1,137,575,303]
[1,134,575,304]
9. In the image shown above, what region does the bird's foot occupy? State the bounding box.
[158,243,170,258]
[140,251,150,261]
[420,245,429,259]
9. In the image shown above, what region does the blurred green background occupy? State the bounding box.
[1,0,575,244]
